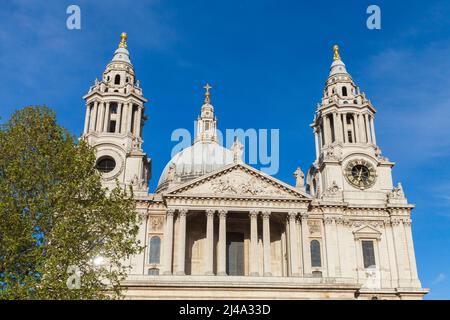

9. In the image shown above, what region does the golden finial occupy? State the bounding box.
[204,83,212,104]
[333,44,341,61]
[119,32,128,49]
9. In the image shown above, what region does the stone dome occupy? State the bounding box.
[112,47,131,64]
[156,141,234,192]
[329,59,348,77]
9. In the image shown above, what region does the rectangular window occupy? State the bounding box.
[347,131,353,143]
[362,240,376,268]
[109,121,116,133]
[110,104,118,114]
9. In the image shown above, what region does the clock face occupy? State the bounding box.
[344,159,377,189]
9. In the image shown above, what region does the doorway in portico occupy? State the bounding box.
[226,232,244,276]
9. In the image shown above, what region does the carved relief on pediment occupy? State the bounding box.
[182,170,292,198]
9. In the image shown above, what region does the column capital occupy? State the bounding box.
[288,211,298,220]
[249,210,259,219]
[179,208,188,217]
[166,209,176,217]
[138,211,149,219]
[324,217,335,225]
[206,209,215,218]
[262,210,271,219]
[218,209,227,219]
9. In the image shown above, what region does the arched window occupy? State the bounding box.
[310,240,322,267]
[342,87,348,96]
[114,75,121,85]
[149,236,161,264]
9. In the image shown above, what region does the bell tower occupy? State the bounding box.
[82,33,151,194]
[307,45,397,205]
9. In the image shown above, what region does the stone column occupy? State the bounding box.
[163,209,175,275]
[96,102,105,133]
[136,106,143,138]
[176,209,187,275]
[370,116,377,145]
[403,218,420,286]
[324,217,336,277]
[121,102,128,134]
[323,116,330,146]
[288,212,299,276]
[334,217,343,277]
[358,114,366,142]
[385,220,399,287]
[364,114,371,143]
[300,213,312,275]
[127,102,134,134]
[205,209,215,275]
[353,114,360,143]
[262,211,272,276]
[90,101,98,131]
[342,113,348,143]
[318,130,323,150]
[391,217,411,286]
[314,129,320,159]
[115,103,122,134]
[296,217,303,276]
[249,210,259,276]
[334,112,342,143]
[83,104,90,134]
[217,210,227,276]
[103,102,110,132]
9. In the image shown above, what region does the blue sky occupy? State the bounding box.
[0,0,449,299]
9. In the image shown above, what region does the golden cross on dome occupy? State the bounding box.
[333,44,341,61]
[119,32,128,49]
[204,83,212,103]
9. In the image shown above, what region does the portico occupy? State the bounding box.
[162,202,311,278]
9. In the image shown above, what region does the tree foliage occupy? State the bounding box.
[0,106,142,299]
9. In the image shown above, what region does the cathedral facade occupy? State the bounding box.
[81,34,428,299]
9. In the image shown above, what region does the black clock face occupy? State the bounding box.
[345,160,376,189]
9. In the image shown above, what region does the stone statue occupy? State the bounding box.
[231,139,244,164]
[293,167,305,189]
[167,163,177,182]
[388,183,405,199]
[326,180,340,195]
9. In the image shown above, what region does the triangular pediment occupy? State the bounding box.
[165,163,311,200]
[353,225,382,240]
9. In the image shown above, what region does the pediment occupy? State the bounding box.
[353,225,382,240]
[166,163,311,200]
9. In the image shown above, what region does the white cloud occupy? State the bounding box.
[432,273,446,285]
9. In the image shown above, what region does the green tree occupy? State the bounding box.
[0,106,142,299]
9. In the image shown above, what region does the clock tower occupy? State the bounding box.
[307,45,397,205]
